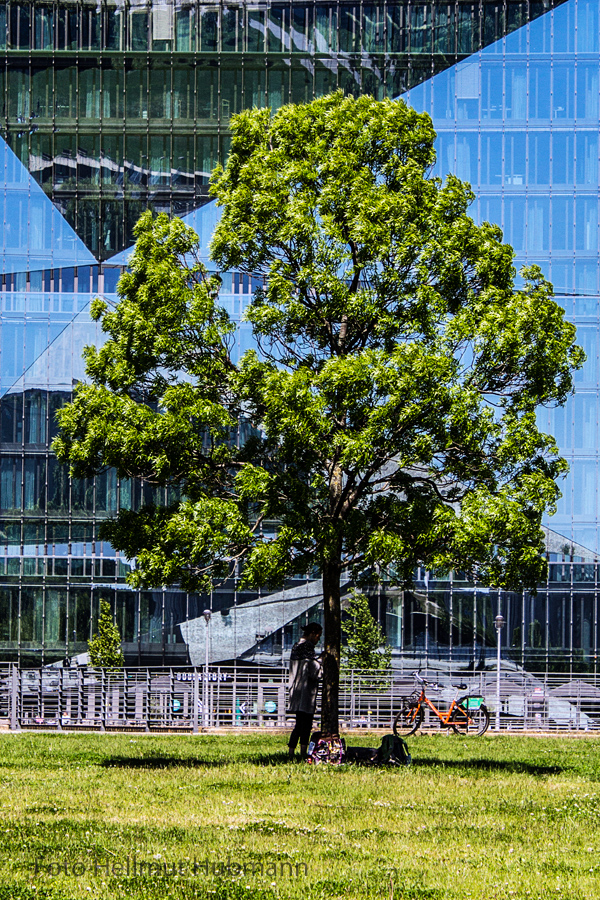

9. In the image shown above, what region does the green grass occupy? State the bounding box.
[2,731,600,900]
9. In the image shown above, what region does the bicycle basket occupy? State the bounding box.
[406,691,421,708]
[463,696,484,709]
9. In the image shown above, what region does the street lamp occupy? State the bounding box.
[495,614,505,732]
[203,609,212,727]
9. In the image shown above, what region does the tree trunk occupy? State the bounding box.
[321,554,342,735]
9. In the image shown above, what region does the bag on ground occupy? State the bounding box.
[345,746,379,765]
[378,733,411,766]
[307,734,346,765]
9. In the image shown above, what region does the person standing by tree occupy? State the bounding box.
[288,623,322,760]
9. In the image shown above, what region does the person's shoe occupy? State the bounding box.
[300,744,308,761]
[288,747,295,760]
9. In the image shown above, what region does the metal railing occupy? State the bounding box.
[1,665,600,732]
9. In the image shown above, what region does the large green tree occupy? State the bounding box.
[54,93,583,734]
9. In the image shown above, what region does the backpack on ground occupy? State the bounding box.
[307,733,346,765]
[378,733,411,767]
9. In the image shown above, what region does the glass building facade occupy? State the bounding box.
[3,0,563,259]
[0,0,599,673]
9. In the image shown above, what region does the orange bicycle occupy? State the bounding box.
[393,671,490,737]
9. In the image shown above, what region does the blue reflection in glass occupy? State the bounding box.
[404,0,600,553]
[0,136,96,275]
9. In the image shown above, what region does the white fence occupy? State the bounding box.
[1,665,600,732]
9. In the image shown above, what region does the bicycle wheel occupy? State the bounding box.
[450,702,490,736]
[393,703,423,737]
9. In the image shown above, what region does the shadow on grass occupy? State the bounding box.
[412,757,564,775]
[100,753,565,775]
[100,751,291,769]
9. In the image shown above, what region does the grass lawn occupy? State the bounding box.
[2,731,599,900]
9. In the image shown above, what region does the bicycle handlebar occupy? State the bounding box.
[412,671,467,693]
[411,671,441,691]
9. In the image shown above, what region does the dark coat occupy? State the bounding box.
[288,639,322,714]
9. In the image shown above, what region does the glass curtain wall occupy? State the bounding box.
[388,563,599,676]
[401,0,600,675]
[2,0,566,260]
[0,251,265,667]
[406,0,600,556]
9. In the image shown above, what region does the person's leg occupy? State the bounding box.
[289,712,314,759]
[288,713,303,758]
[298,712,314,760]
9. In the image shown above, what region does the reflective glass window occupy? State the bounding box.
[1,394,22,445]
[24,391,47,445]
[102,68,124,120]
[552,197,574,251]
[24,457,46,511]
[575,197,598,252]
[56,6,77,50]
[576,0,598,52]
[10,4,30,50]
[79,67,101,121]
[552,1,576,53]
[505,64,527,119]
[316,6,336,52]
[503,196,526,252]
[197,68,218,120]
[457,4,477,54]
[150,67,172,120]
[526,197,549,252]
[387,5,405,53]
[126,69,148,121]
[130,11,149,50]
[54,66,77,120]
[339,5,359,53]
[20,588,43,644]
[574,327,599,385]
[480,65,503,119]
[105,7,123,50]
[572,460,597,518]
[175,7,195,50]
[221,67,243,120]
[267,6,286,52]
[553,63,576,119]
[573,393,597,451]
[575,133,598,186]
[81,5,101,50]
[529,133,550,185]
[505,133,526,185]
[201,9,219,51]
[362,6,383,52]
[34,6,53,50]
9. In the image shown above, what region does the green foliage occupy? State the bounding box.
[88,600,124,668]
[54,92,584,729]
[342,591,391,671]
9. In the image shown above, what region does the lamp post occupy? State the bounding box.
[495,613,505,732]
[203,609,212,727]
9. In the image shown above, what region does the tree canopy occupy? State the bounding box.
[54,92,583,733]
